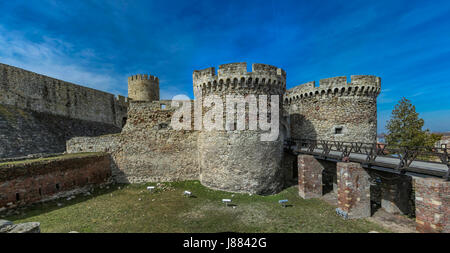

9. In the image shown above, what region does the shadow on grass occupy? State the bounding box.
[3,183,128,222]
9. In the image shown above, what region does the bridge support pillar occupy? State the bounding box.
[414,177,449,233]
[297,155,323,199]
[336,162,371,219]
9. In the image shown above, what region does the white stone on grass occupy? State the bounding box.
[222,199,232,206]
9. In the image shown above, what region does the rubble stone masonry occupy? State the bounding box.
[284,75,380,143]
[67,100,199,184]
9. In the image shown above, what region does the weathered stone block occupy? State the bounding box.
[0,220,40,233]
[7,222,40,233]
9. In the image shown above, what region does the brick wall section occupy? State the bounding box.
[297,155,323,199]
[336,162,371,219]
[0,153,112,209]
[414,177,449,233]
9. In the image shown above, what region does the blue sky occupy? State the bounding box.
[0,0,449,133]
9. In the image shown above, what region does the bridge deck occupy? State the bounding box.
[296,147,448,178]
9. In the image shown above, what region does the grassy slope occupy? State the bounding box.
[7,181,390,233]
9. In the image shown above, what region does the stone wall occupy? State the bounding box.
[414,177,449,233]
[198,131,286,194]
[0,63,128,128]
[0,104,121,158]
[194,63,288,194]
[0,153,112,209]
[285,75,380,143]
[67,100,199,184]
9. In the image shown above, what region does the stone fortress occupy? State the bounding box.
[2,62,448,234]
[64,62,381,195]
[0,62,381,194]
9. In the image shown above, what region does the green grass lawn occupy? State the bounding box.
[6,181,390,233]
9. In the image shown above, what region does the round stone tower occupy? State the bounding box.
[128,74,159,101]
[284,75,381,143]
[193,62,287,195]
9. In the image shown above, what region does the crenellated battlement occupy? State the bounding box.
[128,73,160,102]
[128,74,159,82]
[193,62,286,96]
[284,75,381,104]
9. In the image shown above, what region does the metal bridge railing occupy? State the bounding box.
[285,138,450,181]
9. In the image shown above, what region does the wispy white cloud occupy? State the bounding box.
[0,26,126,95]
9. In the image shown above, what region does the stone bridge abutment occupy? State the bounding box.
[297,154,449,233]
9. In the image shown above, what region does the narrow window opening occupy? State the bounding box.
[56,183,60,190]
[38,188,42,196]
[16,193,20,201]
[335,127,343,134]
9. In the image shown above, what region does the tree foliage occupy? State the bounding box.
[385,98,441,147]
